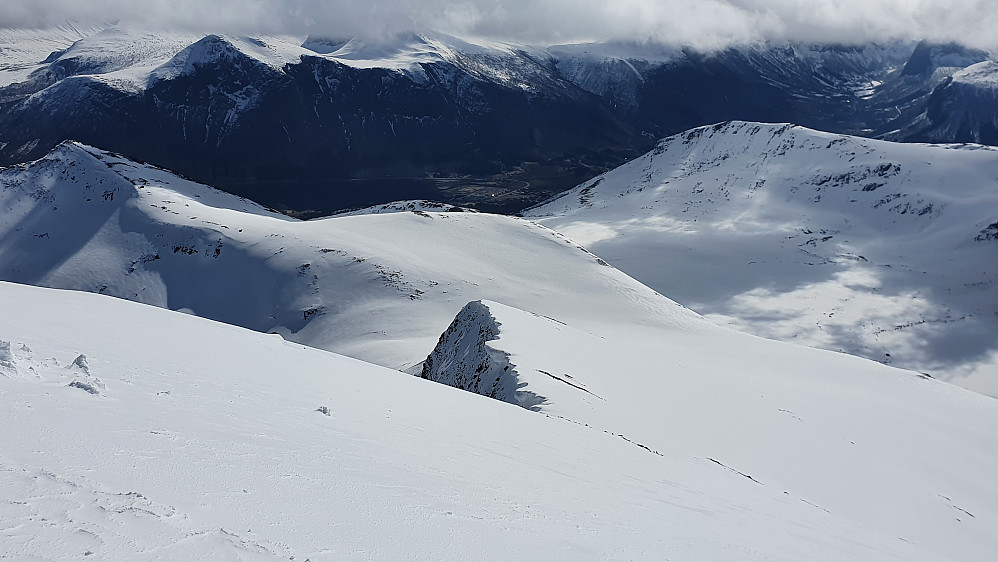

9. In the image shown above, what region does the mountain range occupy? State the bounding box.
[1,25,996,214]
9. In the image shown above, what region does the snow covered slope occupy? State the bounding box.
[2,138,997,561]
[310,31,574,94]
[1,26,308,95]
[0,142,700,372]
[419,298,998,561]
[0,281,917,560]
[5,279,998,559]
[0,24,102,89]
[526,121,998,396]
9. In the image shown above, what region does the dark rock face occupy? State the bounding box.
[869,42,997,145]
[1,35,995,214]
[920,76,998,145]
[420,300,519,404]
[900,41,987,77]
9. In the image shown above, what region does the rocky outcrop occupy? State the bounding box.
[419,301,521,405]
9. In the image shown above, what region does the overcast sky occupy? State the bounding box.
[1,0,995,50]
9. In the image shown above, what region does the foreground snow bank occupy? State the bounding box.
[4,280,966,560]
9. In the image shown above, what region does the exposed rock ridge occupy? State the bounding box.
[420,300,523,406]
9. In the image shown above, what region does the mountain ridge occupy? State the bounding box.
[2,26,996,214]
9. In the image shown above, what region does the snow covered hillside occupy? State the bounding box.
[526,121,998,396]
[3,279,997,559]
[0,27,562,97]
[0,142,701,372]
[421,298,998,560]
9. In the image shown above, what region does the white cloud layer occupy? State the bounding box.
[1,0,996,50]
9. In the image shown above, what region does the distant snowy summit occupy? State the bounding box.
[528,121,998,396]
[1,26,996,213]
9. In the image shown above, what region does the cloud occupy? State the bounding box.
[1,0,996,50]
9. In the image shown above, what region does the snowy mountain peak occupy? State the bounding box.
[149,34,308,84]
[5,140,282,218]
[952,59,998,88]
[533,120,998,223]
[0,28,312,97]
[150,34,250,81]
